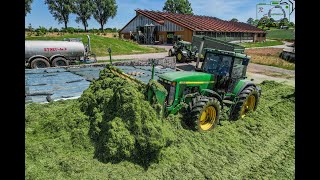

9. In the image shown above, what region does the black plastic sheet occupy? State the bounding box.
[25,65,175,103]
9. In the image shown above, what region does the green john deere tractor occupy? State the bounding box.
[147,47,261,131]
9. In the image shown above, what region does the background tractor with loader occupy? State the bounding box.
[168,40,200,63]
[168,35,245,64]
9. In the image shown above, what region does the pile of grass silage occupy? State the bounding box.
[78,65,175,165]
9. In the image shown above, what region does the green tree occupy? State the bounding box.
[45,0,74,29]
[279,18,289,28]
[163,0,193,14]
[28,23,33,32]
[247,18,254,25]
[258,16,270,30]
[267,18,276,27]
[230,18,238,22]
[73,0,93,32]
[25,0,33,16]
[289,22,295,27]
[92,0,118,32]
[253,19,259,26]
[49,26,54,33]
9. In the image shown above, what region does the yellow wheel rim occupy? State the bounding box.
[199,106,216,130]
[240,95,256,118]
[177,53,182,61]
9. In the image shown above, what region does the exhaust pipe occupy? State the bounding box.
[196,36,205,69]
[87,35,91,52]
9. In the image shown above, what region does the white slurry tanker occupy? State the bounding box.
[25,35,96,68]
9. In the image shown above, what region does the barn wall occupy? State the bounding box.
[174,29,193,42]
[120,14,184,33]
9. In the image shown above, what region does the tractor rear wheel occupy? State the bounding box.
[230,86,259,120]
[176,51,186,63]
[190,96,221,131]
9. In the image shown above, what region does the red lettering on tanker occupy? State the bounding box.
[44,48,67,51]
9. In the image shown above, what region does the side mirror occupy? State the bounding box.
[242,58,249,66]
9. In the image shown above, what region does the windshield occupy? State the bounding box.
[201,53,233,76]
[202,53,220,73]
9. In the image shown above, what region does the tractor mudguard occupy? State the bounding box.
[234,81,261,96]
[200,89,223,108]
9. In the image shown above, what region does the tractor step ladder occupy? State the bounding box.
[222,99,235,105]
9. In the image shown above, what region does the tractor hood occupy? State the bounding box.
[159,71,214,82]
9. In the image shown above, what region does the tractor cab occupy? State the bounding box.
[174,41,192,51]
[199,48,250,93]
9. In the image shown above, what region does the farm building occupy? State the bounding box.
[119,9,266,44]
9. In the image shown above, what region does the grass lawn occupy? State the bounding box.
[245,48,295,70]
[240,40,283,48]
[25,34,166,56]
[266,29,295,40]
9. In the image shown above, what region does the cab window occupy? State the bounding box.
[202,53,221,74]
[232,58,246,78]
[218,55,232,76]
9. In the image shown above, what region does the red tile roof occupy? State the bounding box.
[135,9,265,33]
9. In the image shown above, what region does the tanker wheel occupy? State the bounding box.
[229,86,259,120]
[52,57,69,67]
[176,51,186,63]
[190,96,221,131]
[30,58,50,69]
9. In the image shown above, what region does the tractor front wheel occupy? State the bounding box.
[176,51,186,63]
[230,86,259,120]
[190,96,221,131]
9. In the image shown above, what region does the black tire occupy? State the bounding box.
[176,51,186,63]
[230,86,259,120]
[189,95,221,131]
[168,49,173,57]
[51,57,69,67]
[30,58,50,69]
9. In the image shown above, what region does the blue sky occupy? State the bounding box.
[25,0,295,29]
